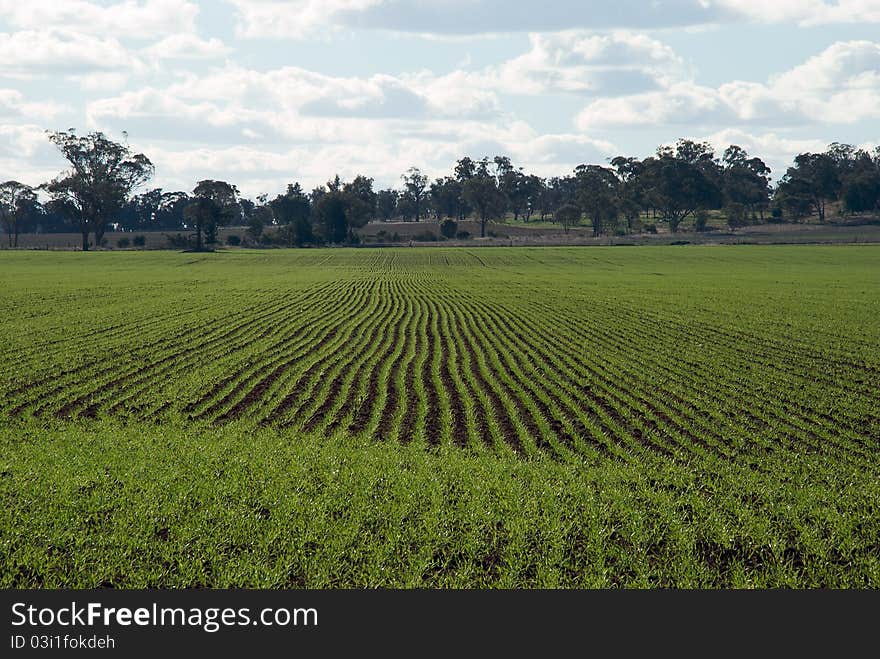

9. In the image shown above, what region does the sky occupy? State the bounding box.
[1,0,880,199]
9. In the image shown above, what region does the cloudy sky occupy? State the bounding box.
[2,0,880,198]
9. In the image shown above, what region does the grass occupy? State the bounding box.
[1,246,878,587]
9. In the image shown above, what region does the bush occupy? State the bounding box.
[770,207,784,223]
[694,210,710,232]
[455,230,471,240]
[643,224,658,234]
[391,232,401,242]
[412,230,439,242]
[440,219,458,239]
[116,237,130,248]
[226,234,241,246]
[132,235,146,247]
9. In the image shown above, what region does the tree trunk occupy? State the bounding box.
[481,216,487,238]
[13,225,19,248]
[196,226,203,251]
[81,231,89,251]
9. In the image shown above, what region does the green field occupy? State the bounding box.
[1,246,878,587]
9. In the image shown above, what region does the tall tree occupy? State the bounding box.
[270,183,312,247]
[462,161,507,238]
[401,167,428,222]
[0,181,37,247]
[185,180,239,250]
[575,165,619,236]
[430,177,462,220]
[775,151,840,223]
[314,190,348,244]
[44,130,153,250]
[343,175,377,227]
[649,150,721,232]
[721,145,771,225]
[840,150,880,214]
[520,174,544,222]
[376,188,398,221]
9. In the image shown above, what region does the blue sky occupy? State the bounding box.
[1,0,879,198]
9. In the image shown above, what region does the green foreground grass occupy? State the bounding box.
[1,246,878,587]
[2,420,878,588]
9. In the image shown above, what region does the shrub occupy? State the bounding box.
[226,234,241,246]
[116,237,130,248]
[391,232,401,242]
[455,230,471,240]
[440,219,458,239]
[412,230,438,242]
[643,224,658,234]
[132,235,146,247]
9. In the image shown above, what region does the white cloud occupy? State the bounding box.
[0,0,199,39]
[0,123,65,187]
[143,34,231,60]
[0,89,65,121]
[0,30,143,77]
[490,31,686,95]
[226,0,382,39]
[68,72,132,92]
[224,0,880,39]
[577,83,725,129]
[719,0,880,26]
[85,63,500,138]
[577,41,880,129]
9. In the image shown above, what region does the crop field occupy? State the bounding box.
[1,246,879,587]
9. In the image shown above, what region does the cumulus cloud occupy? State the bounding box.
[0,30,143,77]
[577,41,880,130]
[721,0,880,26]
[0,89,65,121]
[0,0,199,39]
[0,123,67,187]
[143,34,231,60]
[489,31,686,96]
[86,64,501,139]
[225,0,880,39]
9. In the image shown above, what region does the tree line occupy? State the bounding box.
[2,130,879,250]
